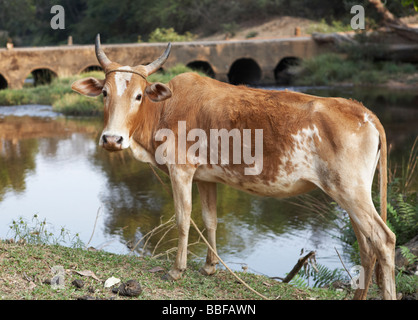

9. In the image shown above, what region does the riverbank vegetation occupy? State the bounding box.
[292,29,418,87]
[1,56,417,116]
[293,53,418,86]
[0,65,203,116]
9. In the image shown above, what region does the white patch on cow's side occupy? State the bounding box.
[273,125,323,191]
[115,66,133,96]
[363,112,377,130]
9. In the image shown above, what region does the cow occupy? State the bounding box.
[71,35,396,300]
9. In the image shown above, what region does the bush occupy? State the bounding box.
[8,214,83,248]
[148,28,196,42]
[386,194,418,245]
[306,18,353,34]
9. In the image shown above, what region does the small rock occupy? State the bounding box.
[112,280,142,297]
[148,266,165,273]
[104,276,121,288]
[72,279,84,289]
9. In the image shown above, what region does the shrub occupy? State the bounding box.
[8,214,83,248]
[148,28,196,42]
[306,18,353,34]
[245,31,258,39]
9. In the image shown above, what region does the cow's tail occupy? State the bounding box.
[378,122,387,223]
[375,118,388,287]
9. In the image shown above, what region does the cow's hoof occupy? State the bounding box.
[162,269,182,281]
[199,264,217,276]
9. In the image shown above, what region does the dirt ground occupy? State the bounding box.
[198,16,315,41]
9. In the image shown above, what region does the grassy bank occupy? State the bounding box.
[0,240,351,300]
[293,53,418,87]
[1,215,351,300]
[0,65,202,116]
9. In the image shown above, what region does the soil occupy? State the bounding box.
[198,16,315,41]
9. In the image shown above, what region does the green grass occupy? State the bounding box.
[294,53,418,86]
[0,65,204,116]
[305,19,353,34]
[1,214,350,300]
[0,240,351,300]
[53,92,104,116]
[0,71,104,116]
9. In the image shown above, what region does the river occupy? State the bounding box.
[0,85,416,280]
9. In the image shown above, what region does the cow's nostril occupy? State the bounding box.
[102,134,123,148]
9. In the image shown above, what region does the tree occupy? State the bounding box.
[402,0,418,11]
[368,0,405,26]
[368,0,418,41]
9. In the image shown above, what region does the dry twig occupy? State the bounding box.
[282,251,316,283]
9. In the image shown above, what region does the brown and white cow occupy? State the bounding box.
[72,35,396,300]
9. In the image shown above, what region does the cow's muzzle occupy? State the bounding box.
[102,134,124,151]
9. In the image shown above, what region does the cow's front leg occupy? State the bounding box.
[196,181,218,276]
[165,165,195,280]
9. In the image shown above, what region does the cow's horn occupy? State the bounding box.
[143,43,172,76]
[95,34,112,70]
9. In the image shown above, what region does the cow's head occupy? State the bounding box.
[72,34,172,151]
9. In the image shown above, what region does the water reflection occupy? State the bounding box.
[0,85,417,278]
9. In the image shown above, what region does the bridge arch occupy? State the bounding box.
[274,57,301,85]
[0,73,8,90]
[228,58,262,85]
[27,67,58,86]
[78,65,103,74]
[186,60,215,78]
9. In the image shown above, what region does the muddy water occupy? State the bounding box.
[0,86,416,279]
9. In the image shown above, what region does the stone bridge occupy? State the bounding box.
[0,37,328,89]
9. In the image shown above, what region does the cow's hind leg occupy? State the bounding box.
[349,217,376,300]
[332,190,396,300]
[196,181,219,276]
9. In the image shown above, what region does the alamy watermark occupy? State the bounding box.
[50,4,365,31]
[50,265,65,290]
[154,121,264,175]
[351,5,365,30]
[50,5,65,30]
[350,265,365,289]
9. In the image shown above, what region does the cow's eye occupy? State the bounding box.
[136,94,142,101]
[102,90,107,97]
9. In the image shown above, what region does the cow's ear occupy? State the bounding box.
[145,82,172,102]
[71,77,105,97]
